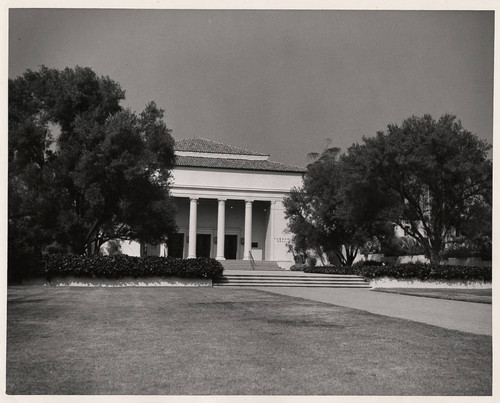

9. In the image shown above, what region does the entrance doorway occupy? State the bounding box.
[224,234,238,259]
[167,233,184,258]
[196,234,212,258]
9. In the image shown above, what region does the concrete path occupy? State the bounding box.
[257,287,492,336]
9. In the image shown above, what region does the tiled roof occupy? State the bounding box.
[174,137,268,156]
[175,155,305,173]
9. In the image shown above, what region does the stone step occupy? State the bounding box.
[217,279,368,284]
[217,278,368,283]
[222,274,363,280]
[214,283,371,288]
[221,260,284,271]
[213,271,371,288]
[216,281,369,286]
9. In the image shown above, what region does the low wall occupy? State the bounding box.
[352,254,431,265]
[395,255,428,264]
[23,276,212,287]
[370,277,491,289]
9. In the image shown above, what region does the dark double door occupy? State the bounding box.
[168,233,238,259]
[167,233,212,258]
[196,234,238,259]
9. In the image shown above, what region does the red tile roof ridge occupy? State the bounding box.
[174,137,269,156]
[175,155,306,173]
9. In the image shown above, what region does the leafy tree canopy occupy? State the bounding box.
[284,147,391,266]
[285,114,491,266]
[344,114,492,263]
[9,66,177,257]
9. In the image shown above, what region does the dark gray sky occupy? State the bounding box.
[9,9,494,166]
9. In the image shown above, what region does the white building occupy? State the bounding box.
[121,138,304,268]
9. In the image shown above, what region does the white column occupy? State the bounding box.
[188,197,198,258]
[243,200,253,260]
[267,200,276,261]
[216,199,226,260]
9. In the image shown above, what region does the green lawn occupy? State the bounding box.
[7,286,491,395]
[373,288,492,304]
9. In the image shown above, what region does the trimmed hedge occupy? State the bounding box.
[29,254,224,280]
[353,260,384,268]
[304,262,491,282]
[290,263,307,271]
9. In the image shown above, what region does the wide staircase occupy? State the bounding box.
[214,268,371,288]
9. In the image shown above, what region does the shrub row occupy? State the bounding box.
[303,262,491,281]
[29,254,224,280]
[290,263,308,271]
[355,260,385,267]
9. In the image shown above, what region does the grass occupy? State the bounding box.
[373,288,492,304]
[7,286,491,395]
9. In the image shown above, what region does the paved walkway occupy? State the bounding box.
[257,287,492,336]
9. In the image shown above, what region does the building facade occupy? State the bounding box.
[122,138,305,267]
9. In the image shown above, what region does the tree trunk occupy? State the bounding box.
[331,245,359,267]
[344,245,359,267]
[429,249,441,265]
[428,236,443,265]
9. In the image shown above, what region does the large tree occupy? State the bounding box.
[344,114,492,264]
[284,147,389,266]
[9,66,177,259]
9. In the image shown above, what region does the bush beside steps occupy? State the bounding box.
[28,254,224,280]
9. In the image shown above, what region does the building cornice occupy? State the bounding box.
[170,184,288,202]
[171,183,293,194]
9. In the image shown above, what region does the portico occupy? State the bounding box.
[136,137,305,268]
[170,196,278,261]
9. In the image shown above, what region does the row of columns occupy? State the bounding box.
[187,197,266,260]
